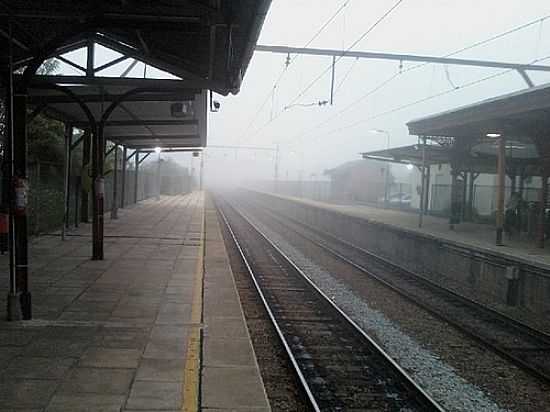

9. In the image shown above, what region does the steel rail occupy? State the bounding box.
[217,196,445,411]
[242,197,550,385]
[217,202,321,412]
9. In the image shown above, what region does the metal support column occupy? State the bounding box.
[461,172,468,221]
[467,171,475,221]
[134,150,140,203]
[120,146,127,208]
[496,136,506,246]
[3,68,18,321]
[62,124,73,239]
[156,150,161,201]
[538,172,548,248]
[111,145,119,219]
[13,88,31,319]
[91,125,105,260]
[418,138,427,228]
[330,55,336,105]
[80,131,91,223]
[449,170,458,230]
[424,165,431,213]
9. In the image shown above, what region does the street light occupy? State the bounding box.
[154,147,161,200]
[369,129,391,207]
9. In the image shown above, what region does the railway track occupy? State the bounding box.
[235,193,550,385]
[216,197,444,412]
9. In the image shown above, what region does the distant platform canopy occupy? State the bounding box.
[403,81,550,247]
[361,144,450,166]
[361,141,540,175]
[407,82,550,142]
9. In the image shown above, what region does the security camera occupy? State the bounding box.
[212,100,220,111]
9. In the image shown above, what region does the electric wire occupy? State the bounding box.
[285,0,406,108]
[244,0,406,143]
[334,57,359,95]
[315,53,550,141]
[238,0,351,141]
[285,13,550,146]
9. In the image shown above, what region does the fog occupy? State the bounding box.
[196,0,550,189]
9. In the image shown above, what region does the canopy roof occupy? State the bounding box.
[1,1,271,95]
[27,79,207,149]
[407,82,550,140]
[361,144,450,166]
[1,1,272,150]
[361,142,540,175]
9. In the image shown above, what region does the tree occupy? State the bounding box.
[27,114,64,164]
[1,58,61,163]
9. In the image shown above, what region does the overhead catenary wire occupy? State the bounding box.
[284,0,406,108]
[334,57,359,95]
[285,13,550,146]
[312,53,550,142]
[238,0,352,142]
[244,0,406,143]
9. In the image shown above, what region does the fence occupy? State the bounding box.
[23,161,190,235]
[429,183,544,221]
[28,161,65,235]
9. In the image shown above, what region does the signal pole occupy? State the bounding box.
[274,144,280,193]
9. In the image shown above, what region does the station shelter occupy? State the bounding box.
[0,1,271,320]
[363,82,550,249]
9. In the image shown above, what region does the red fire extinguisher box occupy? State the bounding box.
[0,212,8,254]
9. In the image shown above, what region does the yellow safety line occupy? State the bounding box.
[182,192,205,412]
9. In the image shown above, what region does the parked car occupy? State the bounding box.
[378,192,412,206]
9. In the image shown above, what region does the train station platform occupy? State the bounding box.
[0,192,270,411]
[264,192,550,268]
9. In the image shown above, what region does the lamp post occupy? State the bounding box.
[370,129,391,207]
[154,147,161,201]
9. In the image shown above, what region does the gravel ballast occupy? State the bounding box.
[238,204,511,412]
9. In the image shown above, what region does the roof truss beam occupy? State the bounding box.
[29,92,198,104]
[28,75,212,90]
[139,148,202,154]
[110,134,200,141]
[77,120,198,127]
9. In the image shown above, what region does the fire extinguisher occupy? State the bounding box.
[0,211,8,254]
[14,177,28,216]
[95,177,105,200]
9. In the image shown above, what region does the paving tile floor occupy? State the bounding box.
[201,202,270,412]
[0,192,267,411]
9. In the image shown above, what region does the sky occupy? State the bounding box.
[203,0,550,186]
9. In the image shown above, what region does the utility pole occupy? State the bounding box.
[369,129,391,207]
[274,144,280,193]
